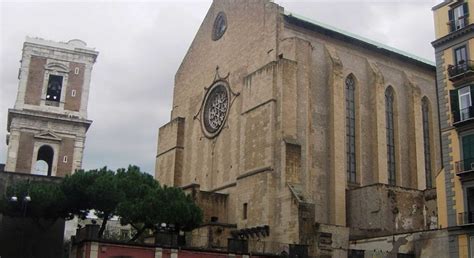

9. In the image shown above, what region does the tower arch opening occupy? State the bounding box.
[36,145,54,176]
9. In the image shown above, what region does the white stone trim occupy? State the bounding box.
[170,249,178,258]
[5,130,21,171]
[154,247,163,258]
[80,63,93,118]
[72,137,85,173]
[14,51,32,110]
[89,242,99,258]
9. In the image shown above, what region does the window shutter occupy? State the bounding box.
[470,85,474,118]
[470,85,474,104]
[450,89,460,123]
[463,3,469,16]
[449,9,455,31]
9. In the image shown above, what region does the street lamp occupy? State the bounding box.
[9,185,32,258]
[10,195,31,203]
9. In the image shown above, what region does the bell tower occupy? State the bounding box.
[5,37,98,177]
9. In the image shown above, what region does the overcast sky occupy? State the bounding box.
[0,0,439,176]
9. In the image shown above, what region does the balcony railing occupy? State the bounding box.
[448,60,474,82]
[456,157,474,175]
[458,212,474,225]
[452,106,474,124]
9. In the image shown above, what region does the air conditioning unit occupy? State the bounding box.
[471,162,474,170]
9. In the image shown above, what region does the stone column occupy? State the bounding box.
[326,45,346,226]
[367,61,388,184]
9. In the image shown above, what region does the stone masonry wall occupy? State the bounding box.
[24,56,46,106]
[347,184,438,240]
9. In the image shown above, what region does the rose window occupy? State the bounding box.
[202,82,230,138]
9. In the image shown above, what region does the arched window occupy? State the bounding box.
[36,145,54,176]
[385,87,396,185]
[345,75,356,183]
[422,97,433,188]
[46,75,63,105]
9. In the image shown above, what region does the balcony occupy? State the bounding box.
[448,60,474,84]
[456,158,474,180]
[458,212,474,226]
[452,106,474,126]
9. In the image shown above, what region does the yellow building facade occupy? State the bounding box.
[433,1,474,257]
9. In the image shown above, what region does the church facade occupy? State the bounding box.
[156,1,442,256]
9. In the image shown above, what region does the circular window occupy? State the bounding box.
[201,81,230,138]
[212,12,227,41]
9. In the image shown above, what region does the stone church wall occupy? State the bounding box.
[156,0,440,255]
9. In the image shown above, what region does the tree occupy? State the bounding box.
[115,166,202,242]
[115,165,162,241]
[62,167,124,237]
[61,170,96,219]
[0,180,67,227]
[155,186,202,231]
[0,165,203,241]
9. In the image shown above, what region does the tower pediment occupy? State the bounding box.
[44,62,70,73]
[34,131,62,141]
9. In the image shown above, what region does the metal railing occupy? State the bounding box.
[452,106,474,124]
[448,60,474,79]
[456,157,474,174]
[458,212,474,225]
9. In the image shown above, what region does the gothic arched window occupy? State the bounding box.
[422,97,433,188]
[345,75,356,183]
[385,87,396,186]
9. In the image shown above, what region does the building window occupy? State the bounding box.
[74,67,80,75]
[449,3,469,32]
[455,46,468,65]
[345,75,356,183]
[422,98,432,188]
[120,229,129,239]
[462,187,474,225]
[470,236,474,257]
[385,87,396,186]
[46,74,63,105]
[63,155,68,163]
[243,203,248,220]
[450,85,474,123]
[71,89,76,97]
[460,86,473,120]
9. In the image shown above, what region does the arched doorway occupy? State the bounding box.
[36,145,54,176]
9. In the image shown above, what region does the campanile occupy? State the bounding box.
[5,37,98,177]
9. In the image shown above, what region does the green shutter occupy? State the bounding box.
[470,85,474,119]
[450,89,460,122]
[470,85,474,105]
[449,9,455,32]
[462,135,474,172]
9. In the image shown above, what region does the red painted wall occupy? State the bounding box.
[178,249,230,258]
[98,243,154,258]
[73,241,276,258]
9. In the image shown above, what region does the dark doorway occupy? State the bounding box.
[37,145,54,176]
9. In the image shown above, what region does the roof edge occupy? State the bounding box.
[432,0,454,11]
[283,11,435,71]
